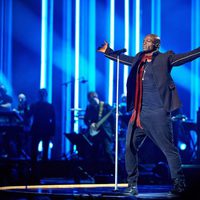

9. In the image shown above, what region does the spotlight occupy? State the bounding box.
[38,140,43,152]
[178,141,187,151]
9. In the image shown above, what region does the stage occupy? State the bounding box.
[0,183,187,200]
[1,177,199,199]
[0,159,200,200]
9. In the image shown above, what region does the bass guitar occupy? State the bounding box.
[89,108,115,136]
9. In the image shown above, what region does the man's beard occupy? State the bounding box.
[144,46,157,53]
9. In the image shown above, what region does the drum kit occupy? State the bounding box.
[70,108,85,120]
[171,113,200,162]
[171,114,188,122]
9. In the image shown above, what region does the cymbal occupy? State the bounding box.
[171,114,188,122]
[74,115,84,119]
[70,108,85,111]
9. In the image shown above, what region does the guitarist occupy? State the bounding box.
[84,91,115,174]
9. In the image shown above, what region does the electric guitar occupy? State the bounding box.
[89,108,115,137]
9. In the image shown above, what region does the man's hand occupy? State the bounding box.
[90,123,97,130]
[97,41,108,53]
[90,123,100,136]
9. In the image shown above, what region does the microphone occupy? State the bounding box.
[62,81,72,86]
[62,77,88,85]
[110,48,127,55]
[79,77,88,83]
[80,79,88,83]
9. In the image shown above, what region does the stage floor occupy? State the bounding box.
[1,160,200,199]
[0,183,195,200]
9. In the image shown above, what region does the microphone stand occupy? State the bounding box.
[62,81,72,158]
[109,49,127,193]
[103,51,126,197]
[107,48,126,191]
[114,53,121,191]
[99,47,126,196]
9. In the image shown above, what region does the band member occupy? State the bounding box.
[14,93,31,158]
[0,84,13,158]
[17,93,29,116]
[84,91,115,174]
[97,34,200,195]
[29,88,55,161]
[15,93,31,130]
[0,84,12,111]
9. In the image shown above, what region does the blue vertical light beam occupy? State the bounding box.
[40,0,48,88]
[74,0,80,133]
[123,0,129,94]
[108,0,115,105]
[151,0,161,36]
[47,0,54,103]
[135,0,140,53]
[88,0,96,91]
[191,0,200,121]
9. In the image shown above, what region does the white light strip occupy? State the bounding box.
[151,0,161,36]
[89,0,96,91]
[0,183,128,190]
[61,0,72,157]
[108,0,115,105]
[135,0,140,53]
[65,0,72,141]
[123,0,129,94]
[47,0,54,103]
[74,0,80,132]
[40,0,48,88]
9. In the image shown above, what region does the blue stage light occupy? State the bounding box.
[74,0,80,133]
[40,0,48,89]
[40,0,54,103]
[108,0,115,106]
[135,0,140,53]
[151,0,161,36]
[88,0,96,91]
[190,0,200,121]
[178,142,187,151]
[123,0,129,94]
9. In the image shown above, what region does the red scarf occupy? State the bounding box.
[129,54,152,128]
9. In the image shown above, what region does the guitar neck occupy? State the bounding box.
[96,108,114,129]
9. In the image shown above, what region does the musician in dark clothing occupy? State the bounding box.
[0,84,12,111]
[13,93,31,158]
[0,84,13,157]
[97,34,200,195]
[29,88,55,161]
[84,91,115,174]
[17,93,29,116]
[16,93,30,130]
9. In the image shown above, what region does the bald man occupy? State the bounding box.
[98,34,200,195]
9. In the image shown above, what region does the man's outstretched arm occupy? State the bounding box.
[169,47,200,67]
[97,41,135,66]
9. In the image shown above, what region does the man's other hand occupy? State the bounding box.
[97,41,108,53]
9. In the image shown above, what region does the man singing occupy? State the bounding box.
[97,34,200,195]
